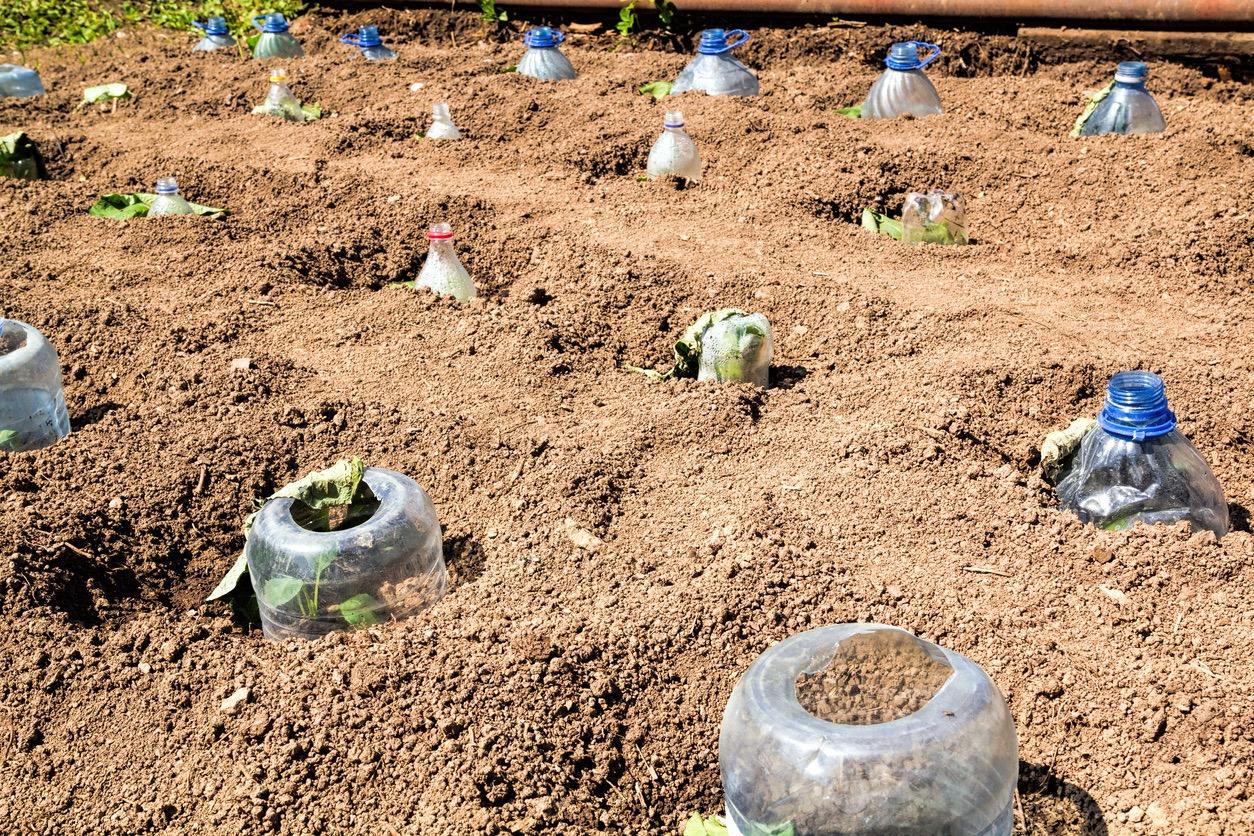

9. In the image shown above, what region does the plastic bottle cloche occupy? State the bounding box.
[861,41,943,119]
[671,28,759,97]
[0,318,72,452]
[1077,61,1166,136]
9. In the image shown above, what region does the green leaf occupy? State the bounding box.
[1071,81,1114,138]
[206,552,249,601]
[0,132,47,180]
[638,80,672,100]
[628,308,747,381]
[499,64,518,74]
[616,0,637,38]
[479,0,507,22]
[860,207,902,240]
[82,82,130,103]
[339,593,382,628]
[655,0,677,30]
[300,102,322,121]
[262,575,304,607]
[313,549,338,575]
[246,32,261,51]
[835,103,862,118]
[683,814,729,836]
[88,193,227,220]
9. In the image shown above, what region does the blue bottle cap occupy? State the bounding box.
[523,27,565,48]
[1114,61,1149,83]
[256,13,290,33]
[696,28,750,55]
[1098,371,1177,441]
[357,25,382,47]
[885,40,942,70]
[198,16,229,35]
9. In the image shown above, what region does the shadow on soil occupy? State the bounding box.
[445,533,487,586]
[1018,761,1109,835]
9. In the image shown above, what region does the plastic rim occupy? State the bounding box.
[255,13,289,33]
[1114,60,1149,83]
[697,28,749,55]
[427,224,454,240]
[885,40,942,71]
[663,112,685,128]
[524,27,564,48]
[1098,370,1177,441]
[155,177,178,195]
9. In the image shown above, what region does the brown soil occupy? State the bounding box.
[2,9,1254,835]
[795,629,955,724]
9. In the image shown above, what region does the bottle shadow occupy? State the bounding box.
[72,401,123,430]
[444,533,486,586]
[1018,761,1108,835]
[1228,502,1250,533]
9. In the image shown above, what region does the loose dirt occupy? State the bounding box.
[1,9,1252,835]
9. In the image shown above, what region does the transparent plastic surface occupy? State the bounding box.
[192,18,236,52]
[1055,371,1227,537]
[720,624,1018,836]
[646,111,702,183]
[672,29,758,97]
[697,313,772,387]
[426,103,462,140]
[246,467,447,641]
[1079,63,1165,136]
[252,15,303,59]
[517,28,577,81]
[341,26,397,61]
[0,64,45,98]
[901,191,968,245]
[252,70,305,121]
[862,41,942,119]
[416,223,477,300]
[0,319,71,452]
[147,177,195,216]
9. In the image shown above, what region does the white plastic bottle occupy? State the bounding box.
[862,41,943,120]
[253,68,305,122]
[426,104,462,140]
[646,111,702,184]
[416,223,477,301]
[147,177,195,216]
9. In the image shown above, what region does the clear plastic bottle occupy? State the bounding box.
[426,103,462,140]
[1078,62,1166,136]
[146,177,195,217]
[252,68,306,121]
[901,190,968,245]
[246,467,448,641]
[416,223,477,300]
[671,29,758,97]
[646,111,702,184]
[861,41,943,120]
[0,64,45,98]
[0,319,71,453]
[251,13,304,60]
[517,27,577,81]
[1055,371,1228,537]
[720,624,1019,836]
[697,313,772,387]
[191,17,236,52]
[339,25,397,61]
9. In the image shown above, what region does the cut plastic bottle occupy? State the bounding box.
[1078,61,1166,136]
[671,29,759,97]
[246,467,448,641]
[146,177,195,217]
[861,41,943,119]
[697,313,772,388]
[191,17,236,52]
[416,223,477,301]
[1055,371,1228,537]
[251,13,304,60]
[426,103,462,140]
[646,111,702,184]
[252,68,306,122]
[0,319,71,453]
[517,27,577,81]
[720,624,1019,836]
[0,64,45,98]
[339,25,397,61]
[901,190,968,245]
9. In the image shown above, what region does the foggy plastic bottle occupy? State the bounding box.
[517,27,577,81]
[1055,371,1228,537]
[147,177,194,217]
[0,319,71,452]
[671,29,758,97]
[698,313,772,388]
[901,190,968,245]
[416,223,476,301]
[426,103,462,140]
[646,111,702,184]
[720,624,1018,836]
[252,13,304,59]
[862,41,943,119]
[1078,62,1166,136]
[253,68,305,121]
[339,25,397,61]
[191,17,236,52]
[0,64,45,98]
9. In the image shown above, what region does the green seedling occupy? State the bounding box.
[89,193,226,219]
[627,308,748,381]
[683,813,729,836]
[81,82,130,105]
[1071,81,1114,138]
[0,430,19,452]
[835,103,862,118]
[479,0,508,23]
[0,132,46,180]
[908,218,966,245]
[337,593,383,627]
[655,0,677,31]
[860,207,902,240]
[300,102,322,120]
[616,0,637,38]
[499,64,518,74]
[638,80,672,100]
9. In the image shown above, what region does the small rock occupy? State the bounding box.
[564,518,602,550]
[1099,585,1129,605]
[230,357,252,371]
[1146,802,1167,826]
[386,194,401,204]
[1127,805,1144,823]
[220,687,250,715]
[138,662,152,674]
[108,497,124,510]
[409,82,424,91]
[885,585,904,600]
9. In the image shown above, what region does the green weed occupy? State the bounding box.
[615,0,637,38]
[479,0,507,23]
